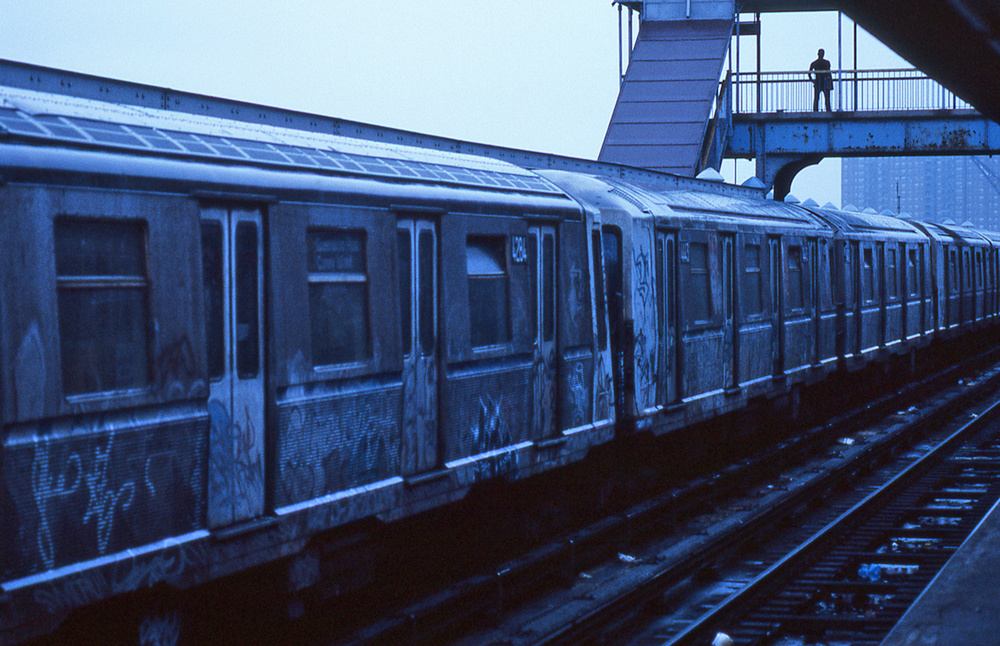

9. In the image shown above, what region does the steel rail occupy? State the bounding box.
[532,359,1000,646]
[663,394,1000,646]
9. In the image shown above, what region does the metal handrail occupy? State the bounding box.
[731,69,973,114]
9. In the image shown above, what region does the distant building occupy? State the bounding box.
[841,156,1000,230]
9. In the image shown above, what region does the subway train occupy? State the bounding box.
[1,61,999,643]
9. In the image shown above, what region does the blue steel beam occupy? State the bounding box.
[728,110,1000,198]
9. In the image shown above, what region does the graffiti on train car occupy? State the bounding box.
[31,542,206,616]
[632,245,658,405]
[13,322,45,421]
[276,390,399,508]
[208,400,264,522]
[154,336,201,399]
[567,362,589,426]
[465,394,513,455]
[7,408,206,579]
[595,352,613,421]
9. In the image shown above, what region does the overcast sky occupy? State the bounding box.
[2,2,911,205]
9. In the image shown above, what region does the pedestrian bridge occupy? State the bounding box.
[598,1,1000,199]
[713,69,1000,199]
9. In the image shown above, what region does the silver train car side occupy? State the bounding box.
[1,62,998,643]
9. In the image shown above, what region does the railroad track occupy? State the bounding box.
[659,390,1000,646]
[324,353,1000,646]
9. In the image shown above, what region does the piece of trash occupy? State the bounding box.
[839,437,855,446]
[713,633,734,646]
[617,553,638,564]
[858,563,883,582]
[970,413,978,418]
[578,571,592,579]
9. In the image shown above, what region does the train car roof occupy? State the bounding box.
[913,219,995,245]
[0,86,564,197]
[803,205,928,240]
[539,170,832,232]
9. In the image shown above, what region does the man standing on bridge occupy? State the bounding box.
[809,49,833,112]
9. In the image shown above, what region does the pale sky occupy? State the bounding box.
[1,2,910,205]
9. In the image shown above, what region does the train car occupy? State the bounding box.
[804,205,936,369]
[0,79,617,643]
[537,171,847,434]
[3,60,1000,645]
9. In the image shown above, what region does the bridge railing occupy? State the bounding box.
[731,69,974,114]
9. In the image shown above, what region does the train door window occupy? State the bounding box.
[528,235,538,337]
[907,248,919,297]
[467,236,509,348]
[308,229,369,365]
[787,245,804,311]
[844,243,854,306]
[685,241,712,325]
[235,223,260,377]
[742,243,763,317]
[418,229,436,354]
[863,248,875,304]
[592,231,607,350]
[817,241,832,310]
[55,219,150,395]
[603,229,623,342]
[543,233,555,341]
[656,237,665,336]
[769,239,781,315]
[887,247,899,300]
[976,250,984,289]
[202,221,225,380]
[949,248,959,292]
[964,249,972,289]
[398,229,412,357]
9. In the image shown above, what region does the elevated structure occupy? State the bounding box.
[601,0,1000,193]
[722,71,1000,198]
[599,18,732,176]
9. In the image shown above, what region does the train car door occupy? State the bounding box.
[722,234,738,389]
[603,227,626,416]
[201,206,266,528]
[810,239,820,365]
[656,231,680,405]
[528,225,557,439]
[398,218,439,475]
[877,242,887,347]
[768,236,783,376]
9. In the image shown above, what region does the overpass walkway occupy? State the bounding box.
[714,69,1000,199]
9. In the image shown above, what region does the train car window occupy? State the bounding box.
[55,219,150,395]
[398,229,412,357]
[686,242,712,325]
[787,246,804,310]
[418,230,435,355]
[863,248,875,304]
[543,233,555,342]
[742,244,763,316]
[907,249,919,297]
[592,232,607,350]
[467,236,510,348]
[235,223,260,378]
[308,229,369,366]
[887,248,899,299]
[201,222,225,380]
